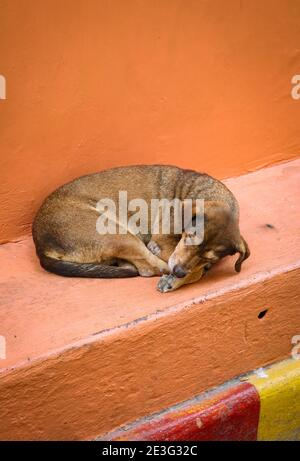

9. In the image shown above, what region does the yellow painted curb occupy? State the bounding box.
[248,358,300,441]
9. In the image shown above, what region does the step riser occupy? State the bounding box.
[0,268,299,440]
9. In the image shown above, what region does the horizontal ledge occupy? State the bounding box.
[1,260,299,376]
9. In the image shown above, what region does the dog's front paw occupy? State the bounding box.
[147,240,161,256]
[157,274,179,293]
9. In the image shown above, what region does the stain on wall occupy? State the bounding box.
[0,0,300,243]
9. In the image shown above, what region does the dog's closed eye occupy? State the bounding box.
[203,246,237,262]
[216,246,237,258]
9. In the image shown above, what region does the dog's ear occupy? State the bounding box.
[188,200,231,223]
[204,202,250,272]
[183,200,230,238]
[203,201,232,236]
[234,236,250,272]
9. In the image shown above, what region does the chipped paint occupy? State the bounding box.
[104,359,300,441]
[249,359,300,441]
[254,368,268,378]
[104,383,260,441]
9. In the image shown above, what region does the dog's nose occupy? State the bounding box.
[172,264,187,278]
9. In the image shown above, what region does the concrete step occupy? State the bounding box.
[0,159,299,440]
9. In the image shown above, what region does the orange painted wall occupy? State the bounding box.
[0,0,300,243]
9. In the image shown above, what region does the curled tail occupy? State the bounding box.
[39,254,138,278]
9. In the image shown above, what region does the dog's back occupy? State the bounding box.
[32,165,241,279]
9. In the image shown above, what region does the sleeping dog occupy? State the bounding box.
[32,165,249,292]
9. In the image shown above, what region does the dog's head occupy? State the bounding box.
[168,201,250,278]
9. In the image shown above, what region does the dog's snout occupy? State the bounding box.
[172,264,187,278]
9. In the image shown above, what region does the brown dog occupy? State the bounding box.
[32,165,249,292]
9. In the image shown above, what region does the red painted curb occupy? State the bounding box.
[110,382,260,441]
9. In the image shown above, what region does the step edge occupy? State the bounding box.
[1,261,299,376]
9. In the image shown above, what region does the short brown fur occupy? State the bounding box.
[32,165,249,292]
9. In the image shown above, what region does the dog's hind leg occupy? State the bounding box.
[117,259,139,274]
